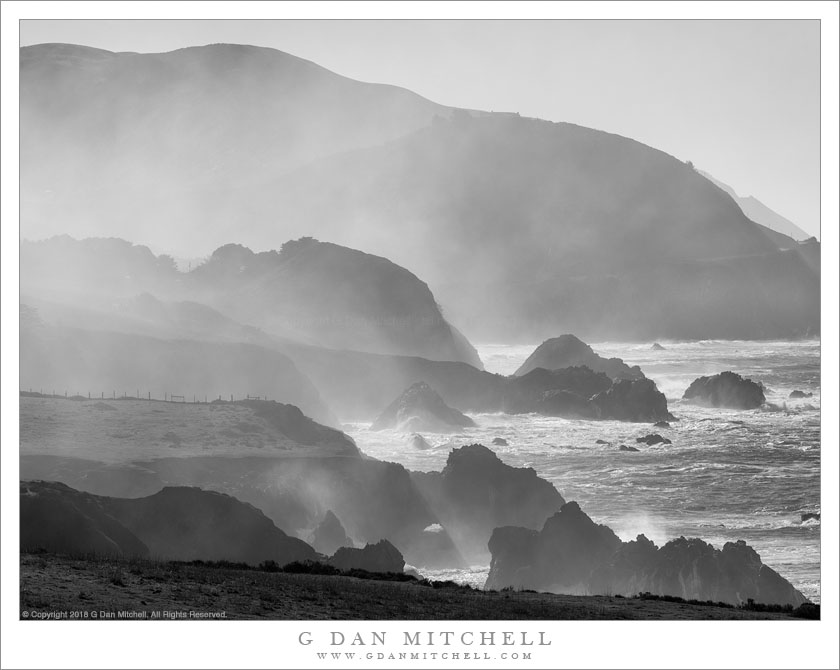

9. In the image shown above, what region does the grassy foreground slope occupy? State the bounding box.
[20,554,803,620]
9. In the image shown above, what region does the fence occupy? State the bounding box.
[20,388,273,404]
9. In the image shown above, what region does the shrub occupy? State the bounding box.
[259,560,281,573]
[792,603,820,620]
[281,560,340,576]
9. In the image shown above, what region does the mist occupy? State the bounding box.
[17,37,821,624]
[20,43,819,344]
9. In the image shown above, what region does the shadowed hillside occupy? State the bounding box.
[21,236,482,367]
[20,44,819,342]
[21,481,317,565]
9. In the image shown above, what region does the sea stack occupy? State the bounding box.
[371,382,476,433]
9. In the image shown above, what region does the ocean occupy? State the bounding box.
[346,340,821,602]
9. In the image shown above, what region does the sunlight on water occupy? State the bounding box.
[347,340,821,602]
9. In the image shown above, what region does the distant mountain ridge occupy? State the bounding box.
[20,235,482,367]
[698,170,812,242]
[20,43,819,341]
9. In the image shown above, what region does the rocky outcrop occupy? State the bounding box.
[591,378,675,422]
[492,437,509,446]
[618,445,639,452]
[789,390,813,399]
[311,510,354,556]
[408,434,433,450]
[242,400,360,456]
[330,539,405,573]
[636,434,671,446]
[22,452,465,571]
[21,481,317,566]
[486,503,808,607]
[651,343,666,351]
[515,335,644,380]
[20,481,149,557]
[371,382,476,433]
[591,537,808,607]
[281,340,674,423]
[486,502,622,593]
[412,444,565,563]
[683,371,766,409]
[502,367,610,417]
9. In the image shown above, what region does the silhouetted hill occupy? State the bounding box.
[20,453,465,570]
[19,321,340,427]
[21,480,316,565]
[248,115,818,341]
[20,43,819,342]
[20,480,149,557]
[21,236,482,367]
[699,170,811,241]
[21,42,451,250]
[187,238,482,365]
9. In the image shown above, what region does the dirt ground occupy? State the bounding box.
[19,553,796,621]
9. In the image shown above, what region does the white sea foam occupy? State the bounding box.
[348,339,821,601]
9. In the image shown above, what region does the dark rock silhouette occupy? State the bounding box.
[486,502,622,593]
[591,537,808,607]
[636,434,671,446]
[486,503,808,606]
[412,444,565,563]
[800,512,820,522]
[283,341,674,423]
[503,367,610,417]
[22,453,465,570]
[371,382,476,433]
[595,439,609,445]
[651,343,667,351]
[683,371,766,409]
[21,481,316,565]
[591,378,675,422]
[492,437,508,446]
[408,434,433,450]
[330,539,405,573]
[311,510,354,556]
[653,421,671,428]
[619,445,639,452]
[514,335,644,380]
[20,481,149,557]
[242,400,359,456]
[789,390,813,399]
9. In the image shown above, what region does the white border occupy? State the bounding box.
[2,3,838,669]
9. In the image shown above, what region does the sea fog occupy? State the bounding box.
[346,340,821,601]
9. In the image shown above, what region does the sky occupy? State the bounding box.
[19,18,821,238]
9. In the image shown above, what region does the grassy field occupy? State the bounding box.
[19,396,349,464]
[19,553,801,620]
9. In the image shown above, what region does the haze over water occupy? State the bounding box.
[348,339,821,602]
